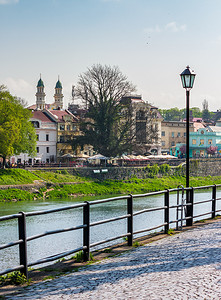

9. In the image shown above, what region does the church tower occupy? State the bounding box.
[54,77,63,109]
[36,76,46,110]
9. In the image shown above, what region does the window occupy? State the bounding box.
[136,110,146,120]
[177,132,181,137]
[67,125,71,131]
[59,136,65,142]
[46,147,49,153]
[200,139,204,145]
[46,134,49,141]
[192,139,196,145]
[172,132,174,137]
[171,141,175,146]
[36,134,39,141]
[37,147,39,153]
[161,141,165,146]
[60,124,65,130]
[208,139,212,145]
[162,131,165,136]
[32,121,39,128]
[136,122,146,143]
[184,132,186,137]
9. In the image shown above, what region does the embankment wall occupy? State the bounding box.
[29,158,221,180]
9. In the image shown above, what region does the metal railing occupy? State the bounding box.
[0,184,221,279]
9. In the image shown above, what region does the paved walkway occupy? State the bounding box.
[5,221,221,300]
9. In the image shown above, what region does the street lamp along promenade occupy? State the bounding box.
[180,66,196,188]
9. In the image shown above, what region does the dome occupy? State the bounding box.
[55,80,62,89]
[37,78,44,87]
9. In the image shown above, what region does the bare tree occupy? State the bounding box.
[71,64,136,157]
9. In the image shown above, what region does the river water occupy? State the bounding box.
[1,189,221,273]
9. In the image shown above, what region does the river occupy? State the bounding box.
[1,189,221,273]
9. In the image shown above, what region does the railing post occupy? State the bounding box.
[164,190,169,234]
[127,194,133,246]
[186,188,194,227]
[212,185,216,219]
[83,201,90,261]
[18,212,28,279]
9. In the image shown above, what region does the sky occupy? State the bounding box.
[1,0,221,111]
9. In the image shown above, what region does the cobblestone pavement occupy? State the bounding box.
[5,221,221,299]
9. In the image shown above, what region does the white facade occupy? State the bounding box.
[33,118,57,163]
[11,111,57,165]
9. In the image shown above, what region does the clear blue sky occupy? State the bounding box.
[1,0,221,111]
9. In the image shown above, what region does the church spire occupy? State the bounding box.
[36,75,46,110]
[54,76,63,109]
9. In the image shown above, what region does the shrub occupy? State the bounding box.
[0,271,27,286]
[159,164,170,175]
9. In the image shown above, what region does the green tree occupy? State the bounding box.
[191,107,202,118]
[160,107,203,121]
[71,64,136,157]
[0,85,36,168]
[159,107,182,121]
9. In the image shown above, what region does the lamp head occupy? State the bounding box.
[180,65,196,90]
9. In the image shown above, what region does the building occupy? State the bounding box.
[43,109,80,157]
[29,76,64,111]
[161,121,194,154]
[121,95,162,155]
[11,110,57,165]
[171,127,221,158]
[27,77,81,161]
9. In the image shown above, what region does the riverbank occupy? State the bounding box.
[1,168,221,202]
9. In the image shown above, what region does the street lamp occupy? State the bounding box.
[180,66,196,188]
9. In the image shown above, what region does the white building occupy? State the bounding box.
[11,110,57,165]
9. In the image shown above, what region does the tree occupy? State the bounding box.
[0,85,37,168]
[71,64,136,157]
[206,146,217,155]
[159,107,182,121]
[191,107,202,118]
[202,99,212,122]
[180,144,186,156]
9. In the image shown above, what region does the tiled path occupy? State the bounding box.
[5,221,221,299]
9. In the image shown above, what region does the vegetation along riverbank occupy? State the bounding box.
[0,167,221,202]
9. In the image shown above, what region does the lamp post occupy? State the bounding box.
[180,66,196,188]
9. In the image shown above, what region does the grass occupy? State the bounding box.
[32,170,85,184]
[0,271,27,286]
[167,228,175,235]
[0,188,35,202]
[103,248,113,253]
[45,175,221,200]
[1,168,221,202]
[0,169,39,185]
[71,251,94,262]
[132,241,141,247]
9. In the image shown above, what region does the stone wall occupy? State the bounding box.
[26,158,221,181]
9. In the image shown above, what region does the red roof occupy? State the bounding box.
[28,104,51,110]
[48,109,78,122]
[31,111,55,123]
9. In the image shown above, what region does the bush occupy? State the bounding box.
[159,164,170,175]
[0,271,27,286]
[145,165,160,178]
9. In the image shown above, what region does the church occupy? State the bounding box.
[10,77,80,166]
[29,76,64,111]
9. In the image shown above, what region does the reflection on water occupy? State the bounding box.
[1,189,221,272]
